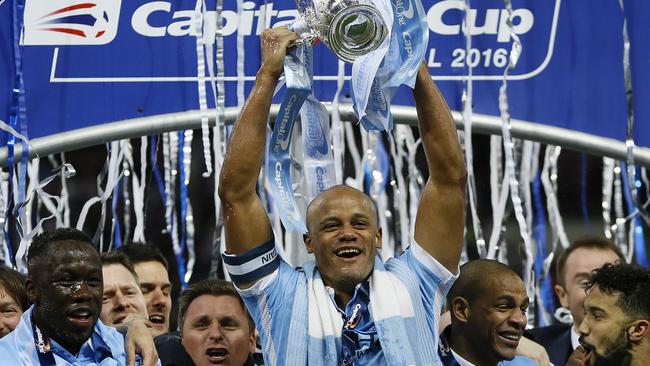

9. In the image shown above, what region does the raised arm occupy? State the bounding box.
[218,28,298,255]
[412,62,467,272]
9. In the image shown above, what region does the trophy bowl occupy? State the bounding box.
[296,0,388,63]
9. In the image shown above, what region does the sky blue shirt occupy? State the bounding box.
[0,306,134,365]
[223,239,458,365]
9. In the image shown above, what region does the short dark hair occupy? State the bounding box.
[28,228,95,273]
[447,259,520,305]
[588,263,650,320]
[177,279,254,334]
[100,251,139,282]
[118,242,168,271]
[555,236,625,286]
[0,266,30,311]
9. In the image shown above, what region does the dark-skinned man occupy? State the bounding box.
[439,259,544,366]
[219,27,466,365]
[0,228,158,365]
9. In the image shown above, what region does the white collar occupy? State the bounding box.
[450,348,477,366]
[571,325,580,350]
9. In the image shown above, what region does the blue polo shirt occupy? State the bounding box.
[223,239,458,365]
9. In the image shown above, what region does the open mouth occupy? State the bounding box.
[206,347,228,363]
[67,308,93,328]
[335,248,361,259]
[149,314,166,328]
[579,338,594,359]
[113,314,128,325]
[497,331,521,347]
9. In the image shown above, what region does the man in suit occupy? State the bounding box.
[529,236,624,365]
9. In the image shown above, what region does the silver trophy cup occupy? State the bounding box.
[296,0,388,63]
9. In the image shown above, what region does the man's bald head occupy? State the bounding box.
[305,185,377,233]
[447,259,521,305]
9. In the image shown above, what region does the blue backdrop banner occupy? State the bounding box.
[1,0,648,145]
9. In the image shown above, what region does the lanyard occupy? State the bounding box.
[32,321,57,366]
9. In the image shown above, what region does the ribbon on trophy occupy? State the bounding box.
[267,0,428,232]
[353,0,430,131]
[266,50,312,233]
[299,45,337,202]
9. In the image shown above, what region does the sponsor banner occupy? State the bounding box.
[0,0,649,146]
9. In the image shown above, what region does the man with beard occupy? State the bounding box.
[219,27,466,365]
[438,259,539,366]
[529,237,624,365]
[0,228,158,365]
[576,263,650,366]
[119,243,173,337]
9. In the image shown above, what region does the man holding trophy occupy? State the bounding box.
[218,0,467,363]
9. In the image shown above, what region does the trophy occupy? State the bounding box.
[295,0,388,63]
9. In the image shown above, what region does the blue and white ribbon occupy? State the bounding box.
[299,46,337,202]
[266,52,311,233]
[352,0,429,131]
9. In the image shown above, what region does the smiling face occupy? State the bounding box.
[464,273,529,363]
[28,241,103,354]
[555,247,622,328]
[578,286,630,362]
[0,285,23,338]
[181,294,256,366]
[133,260,172,336]
[101,263,148,326]
[304,186,382,300]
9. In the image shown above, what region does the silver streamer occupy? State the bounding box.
[612,162,629,258]
[487,135,508,259]
[619,0,638,208]
[642,168,650,221]
[163,132,180,257]
[132,136,148,243]
[23,159,39,233]
[76,141,124,253]
[121,140,134,244]
[194,0,214,178]
[366,130,393,260]
[208,0,229,277]
[461,0,486,257]
[185,200,196,283]
[388,126,411,250]
[520,141,535,238]
[344,122,363,189]
[14,163,76,272]
[331,60,346,184]
[541,145,569,250]
[497,0,534,300]
[46,153,70,227]
[0,170,9,266]
[602,157,615,239]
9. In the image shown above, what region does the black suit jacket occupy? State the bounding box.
[528,324,573,366]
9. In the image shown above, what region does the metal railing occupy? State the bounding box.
[1,104,649,167]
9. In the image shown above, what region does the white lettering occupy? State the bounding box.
[497,8,534,42]
[130,1,533,42]
[427,0,534,42]
[168,10,194,37]
[132,1,298,38]
[132,1,170,37]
